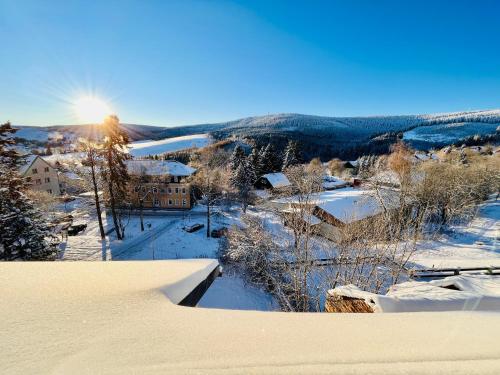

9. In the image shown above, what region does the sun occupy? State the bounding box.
[74,96,112,123]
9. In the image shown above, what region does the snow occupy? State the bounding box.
[322,175,349,190]
[125,159,196,176]
[330,274,500,313]
[17,154,37,175]
[2,261,500,374]
[13,126,49,141]
[411,198,500,269]
[261,172,291,188]
[128,133,210,157]
[274,187,395,224]
[198,272,279,311]
[403,122,499,144]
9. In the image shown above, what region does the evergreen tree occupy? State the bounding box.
[282,140,301,171]
[259,143,280,174]
[230,159,254,213]
[101,115,130,240]
[0,122,56,260]
[248,146,263,179]
[229,144,246,170]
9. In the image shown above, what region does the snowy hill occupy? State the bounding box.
[128,134,211,157]
[11,109,500,158]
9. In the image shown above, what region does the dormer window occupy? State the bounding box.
[32,168,38,174]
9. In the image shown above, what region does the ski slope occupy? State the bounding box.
[128,133,210,157]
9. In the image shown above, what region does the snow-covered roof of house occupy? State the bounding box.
[329,275,500,313]
[126,159,196,177]
[274,187,396,224]
[18,155,57,175]
[260,172,291,188]
[1,261,500,373]
[315,189,387,224]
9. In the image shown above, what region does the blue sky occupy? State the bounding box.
[1,0,500,126]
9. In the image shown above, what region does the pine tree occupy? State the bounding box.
[101,115,130,240]
[229,144,246,170]
[0,122,56,260]
[282,140,301,171]
[248,147,263,179]
[230,159,254,212]
[260,143,281,174]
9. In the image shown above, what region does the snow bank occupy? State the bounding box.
[128,133,210,157]
[2,261,500,374]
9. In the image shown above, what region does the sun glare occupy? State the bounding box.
[74,96,112,123]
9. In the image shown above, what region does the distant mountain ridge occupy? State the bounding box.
[13,109,500,158]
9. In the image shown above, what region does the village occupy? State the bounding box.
[5,117,499,313]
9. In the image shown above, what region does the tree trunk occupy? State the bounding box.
[140,198,144,232]
[91,164,106,239]
[206,198,210,238]
[108,180,122,240]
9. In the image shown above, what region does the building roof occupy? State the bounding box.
[126,159,196,177]
[1,261,499,374]
[260,172,291,188]
[274,187,397,224]
[18,155,56,175]
[329,275,500,313]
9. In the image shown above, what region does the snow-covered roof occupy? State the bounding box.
[316,189,387,224]
[18,155,56,175]
[1,261,500,373]
[275,188,394,224]
[260,172,291,188]
[329,275,500,313]
[126,159,196,177]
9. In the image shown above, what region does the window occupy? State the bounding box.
[175,187,179,194]
[134,186,140,193]
[154,198,160,206]
[168,187,172,194]
[44,167,49,172]
[182,188,186,194]
[160,188,165,193]
[141,186,146,193]
[45,177,50,183]
[168,199,173,205]
[32,168,38,174]
[152,187,158,194]
[26,177,32,182]
[47,189,52,194]
[35,179,41,185]
[182,199,187,206]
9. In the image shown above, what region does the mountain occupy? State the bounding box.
[12,109,500,159]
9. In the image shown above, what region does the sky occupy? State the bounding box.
[1,0,500,127]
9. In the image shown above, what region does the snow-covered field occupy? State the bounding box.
[411,198,500,268]
[128,133,210,157]
[403,122,498,144]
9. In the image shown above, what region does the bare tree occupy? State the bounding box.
[78,139,106,239]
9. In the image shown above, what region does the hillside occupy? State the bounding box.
[12,109,500,159]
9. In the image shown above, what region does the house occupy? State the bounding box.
[126,159,196,209]
[255,172,291,191]
[19,155,61,195]
[274,187,397,241]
